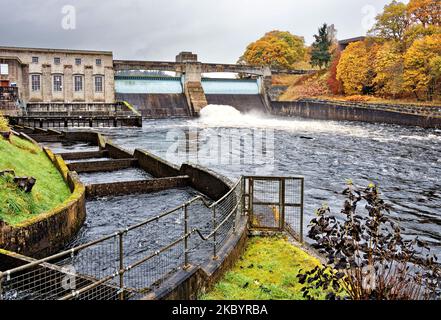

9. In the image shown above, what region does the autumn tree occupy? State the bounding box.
[403,34,441,100]
[407,0,441,27]
[310,23,333,69]
[369,0,410,47]
[336,41,377,95]
[240,31,307,69]
[327,50,343,95]
[373,42,405,97]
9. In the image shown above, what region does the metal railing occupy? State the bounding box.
[0,178,243,300]
[25,102,135,117]
[0,86,18,102]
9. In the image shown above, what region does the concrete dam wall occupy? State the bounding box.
[116,93,190,118]
[115,76,267,117]
[206,94,267,114]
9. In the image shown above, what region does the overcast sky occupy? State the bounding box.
[0,0,402,63]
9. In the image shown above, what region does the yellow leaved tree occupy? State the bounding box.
[240,31,307,69]
[373,42,405,97]
[403,34,441,100]
[336,41,378,95]
[407,0,441,27]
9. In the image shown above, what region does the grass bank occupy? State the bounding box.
[0,135,71,225]
[201,236,322,300]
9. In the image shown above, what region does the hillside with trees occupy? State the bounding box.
[241,0,441,104]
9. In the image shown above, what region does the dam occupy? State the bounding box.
[114,75,267,117]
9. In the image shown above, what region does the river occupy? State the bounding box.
[92,105,441,256]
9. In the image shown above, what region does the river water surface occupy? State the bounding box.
[81,105,441,256]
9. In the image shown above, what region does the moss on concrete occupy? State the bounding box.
[201,235,324,300]
[0,135,71,225]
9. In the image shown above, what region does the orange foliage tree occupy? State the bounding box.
[327,50,343,95]
[407,0,441,27]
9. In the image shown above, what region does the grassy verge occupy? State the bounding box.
[201,235,323,300]
[0,135,71,225]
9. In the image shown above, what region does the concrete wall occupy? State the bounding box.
[85,176,190,198]
[0,148,86,258]
[206,94,268,114]
[116,93,190,118]
[134,149,181,178]
[179,163,232,201]
[62,130,106,148]
[273,100,441,128]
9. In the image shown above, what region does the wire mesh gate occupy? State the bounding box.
[243,176,304,242]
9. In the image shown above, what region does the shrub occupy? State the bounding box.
[0,113,9,131]
[297,182,441,300]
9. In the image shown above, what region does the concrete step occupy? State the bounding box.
[68,158,138,173]
[58,150,109,161]
[85,176,190,198]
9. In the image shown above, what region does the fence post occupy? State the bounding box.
[212,207,218,260]
[300,178,304,243]
[0,273,3,301]
[184,203,190,269]
[241,176,246,216]
[118,232,124,300]
[280,178,285,231]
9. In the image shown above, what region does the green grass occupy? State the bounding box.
[0,135,71,225]
[201,236,324,300]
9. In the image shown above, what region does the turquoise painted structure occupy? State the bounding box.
[115,76,260,95]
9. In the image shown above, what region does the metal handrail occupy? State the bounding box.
[0,178,241,279]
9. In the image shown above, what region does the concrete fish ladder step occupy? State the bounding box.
[85,176,190,199]
[27,133,64,142]
[58,150,109,161]
[67,158,138,173]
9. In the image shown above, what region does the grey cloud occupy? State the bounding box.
[0,0,397,63]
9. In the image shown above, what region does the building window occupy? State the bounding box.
[53,75,63,92]
[32,56,39,64]
[96,58,102,66]
[74,75,83,92]
[31,75,41,91]
[54,57,61,65]
[94,76,103,92]
[0,64,8,75]
[75,58,82,65]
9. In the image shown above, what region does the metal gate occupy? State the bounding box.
[243,176,304,242]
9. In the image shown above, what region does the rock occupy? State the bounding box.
[0,169,15,177]
[13,177,37,193]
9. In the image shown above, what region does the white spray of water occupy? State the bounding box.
[198,104,371,136]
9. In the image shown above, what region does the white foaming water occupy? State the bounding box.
[198,104,371,136]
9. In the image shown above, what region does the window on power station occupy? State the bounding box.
[53,75,63,92]
[31,75,41,91]
[74,75,83,91]
[95,76,103,92]
[0,64,8,75]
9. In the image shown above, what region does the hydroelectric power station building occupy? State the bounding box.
[0,46,115,107]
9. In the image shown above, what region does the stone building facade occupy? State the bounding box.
[0,46,115,105]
